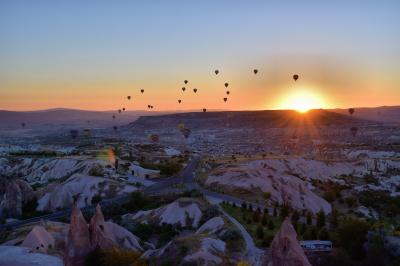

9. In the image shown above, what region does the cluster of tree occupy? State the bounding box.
[86,247,146,266]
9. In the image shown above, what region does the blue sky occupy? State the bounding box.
[1,0,399,110]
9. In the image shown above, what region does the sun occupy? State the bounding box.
[278,90,325,113]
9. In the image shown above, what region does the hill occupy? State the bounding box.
[127,109,366,131]
[331,106,400,124]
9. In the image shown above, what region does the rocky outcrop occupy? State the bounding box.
[65,205,91,266]
[265,218,311,266]
[64,204,143,266]
[123,197,203,228]
[0,178,35,218]
[89,204,114,249]
[196,216,225,235]
[206,160,332,214]
[21,225,55,253]
[37,173,136,212]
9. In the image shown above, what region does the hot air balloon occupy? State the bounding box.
[224,83,229,88]
[193,88,197,93]
[112,115,116,119]
[203,108,207,112]
[180,128,191,139]
[223,97,227,102]
[122,108,126,111]
[147,105,151,109]
[140,89,144,93]
[226,91,230,95]
[148,134,159,142]
[348,108,355,116]
[253,69,258,74]
[178,99,182,103]
[184,80,188,84]
[293,74,299,82]
[214,70,219,75]
[118,109,122,113]
[70,130,79,139]
[350,126,358,137]
[113,126,118,131]
[182,87,186,92]
[21,122,26,128]
[127,96,131,100]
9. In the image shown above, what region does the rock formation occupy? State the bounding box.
[0,178,35,218]
[21,225,55,253]
[89,204,114,249]
[65,204,91,266]
[265,218,311,266]
[64,204,143,265]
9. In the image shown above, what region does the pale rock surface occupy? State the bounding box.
[196,217,225,235]
[21,225,55,253]
[0,246,63,266]
[124,198,203,228]
[0,178,35,218]
[37,173,136,211]
[64,205,91,266]
[265,218,311,266]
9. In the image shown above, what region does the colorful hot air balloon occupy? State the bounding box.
[178,99,182,103]
[224,82,229,88]
[178,123,185,130]
[293,74,299,82]
[203,108,207,112]
[193,88,197,93]
[348,108,355,116]
[184,80,188,84]
[118,109,122,113]
[182,87,186,92]
[226,91,230,95]
[253,69,258,74]
[180,128,191,139]
[215,70,219,75]
[148,134,159,142]
[127,96,131,100]
[223,97,227,102]
[122,108,126,111]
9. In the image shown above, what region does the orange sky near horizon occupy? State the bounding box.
[1,1,399,111]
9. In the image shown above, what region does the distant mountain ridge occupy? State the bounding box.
[330,106,400,124]
[127,109,368,131]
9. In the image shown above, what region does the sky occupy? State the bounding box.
[0,0,399,111]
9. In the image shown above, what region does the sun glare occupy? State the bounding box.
[278,90,325,113]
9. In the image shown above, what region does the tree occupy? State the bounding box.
[318,227,329,240]
[86,247,146,266]
[337,218,370,260]
[241,202,247,212]
[256,225,264,239]
[280,204,290,218]
[306,211,312,226]
[248,204,253,212]
[268,220,274,230]
[261,214,268,226]
[316,209,326,228]
[329,208,339,229]
[291,210,300,223]
[253,211,260,223]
